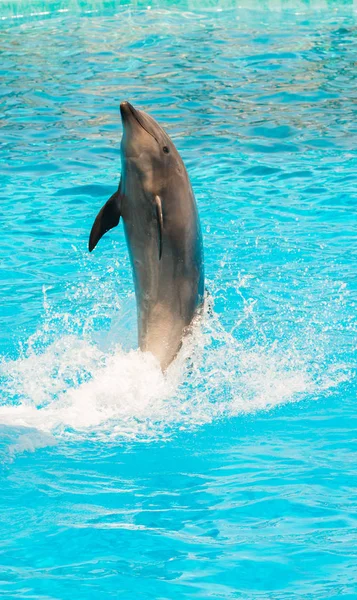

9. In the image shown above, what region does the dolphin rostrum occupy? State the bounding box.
[89,101,204,371]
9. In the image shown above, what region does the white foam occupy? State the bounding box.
[0,274,350,455]
[8,430,56,457]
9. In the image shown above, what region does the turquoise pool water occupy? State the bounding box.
[1,2,356,598]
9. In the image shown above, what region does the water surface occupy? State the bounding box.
[0,2,356,598]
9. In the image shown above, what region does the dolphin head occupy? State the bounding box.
[119,101,183,195]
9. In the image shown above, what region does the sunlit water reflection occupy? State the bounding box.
[0,2,356,598]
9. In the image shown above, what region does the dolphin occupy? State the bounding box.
[89,101,204,370]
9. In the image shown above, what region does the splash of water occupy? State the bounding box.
[0,274,349,455]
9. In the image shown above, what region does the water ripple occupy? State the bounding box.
[0,3,356,599]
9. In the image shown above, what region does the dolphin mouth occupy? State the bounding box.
[120,101,159,144]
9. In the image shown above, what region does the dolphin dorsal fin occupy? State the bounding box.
[89,185,122,252]
[154,195,164,260]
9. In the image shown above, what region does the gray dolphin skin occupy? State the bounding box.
[89,101,204,370]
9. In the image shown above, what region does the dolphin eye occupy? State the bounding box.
[163,146,170,154]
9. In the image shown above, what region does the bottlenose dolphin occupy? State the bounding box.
[89,101,204,370]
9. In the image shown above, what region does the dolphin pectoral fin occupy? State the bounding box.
[89,188,122,252]
[154,195,164,260]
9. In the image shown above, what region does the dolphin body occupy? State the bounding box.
[89,101,204,370]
